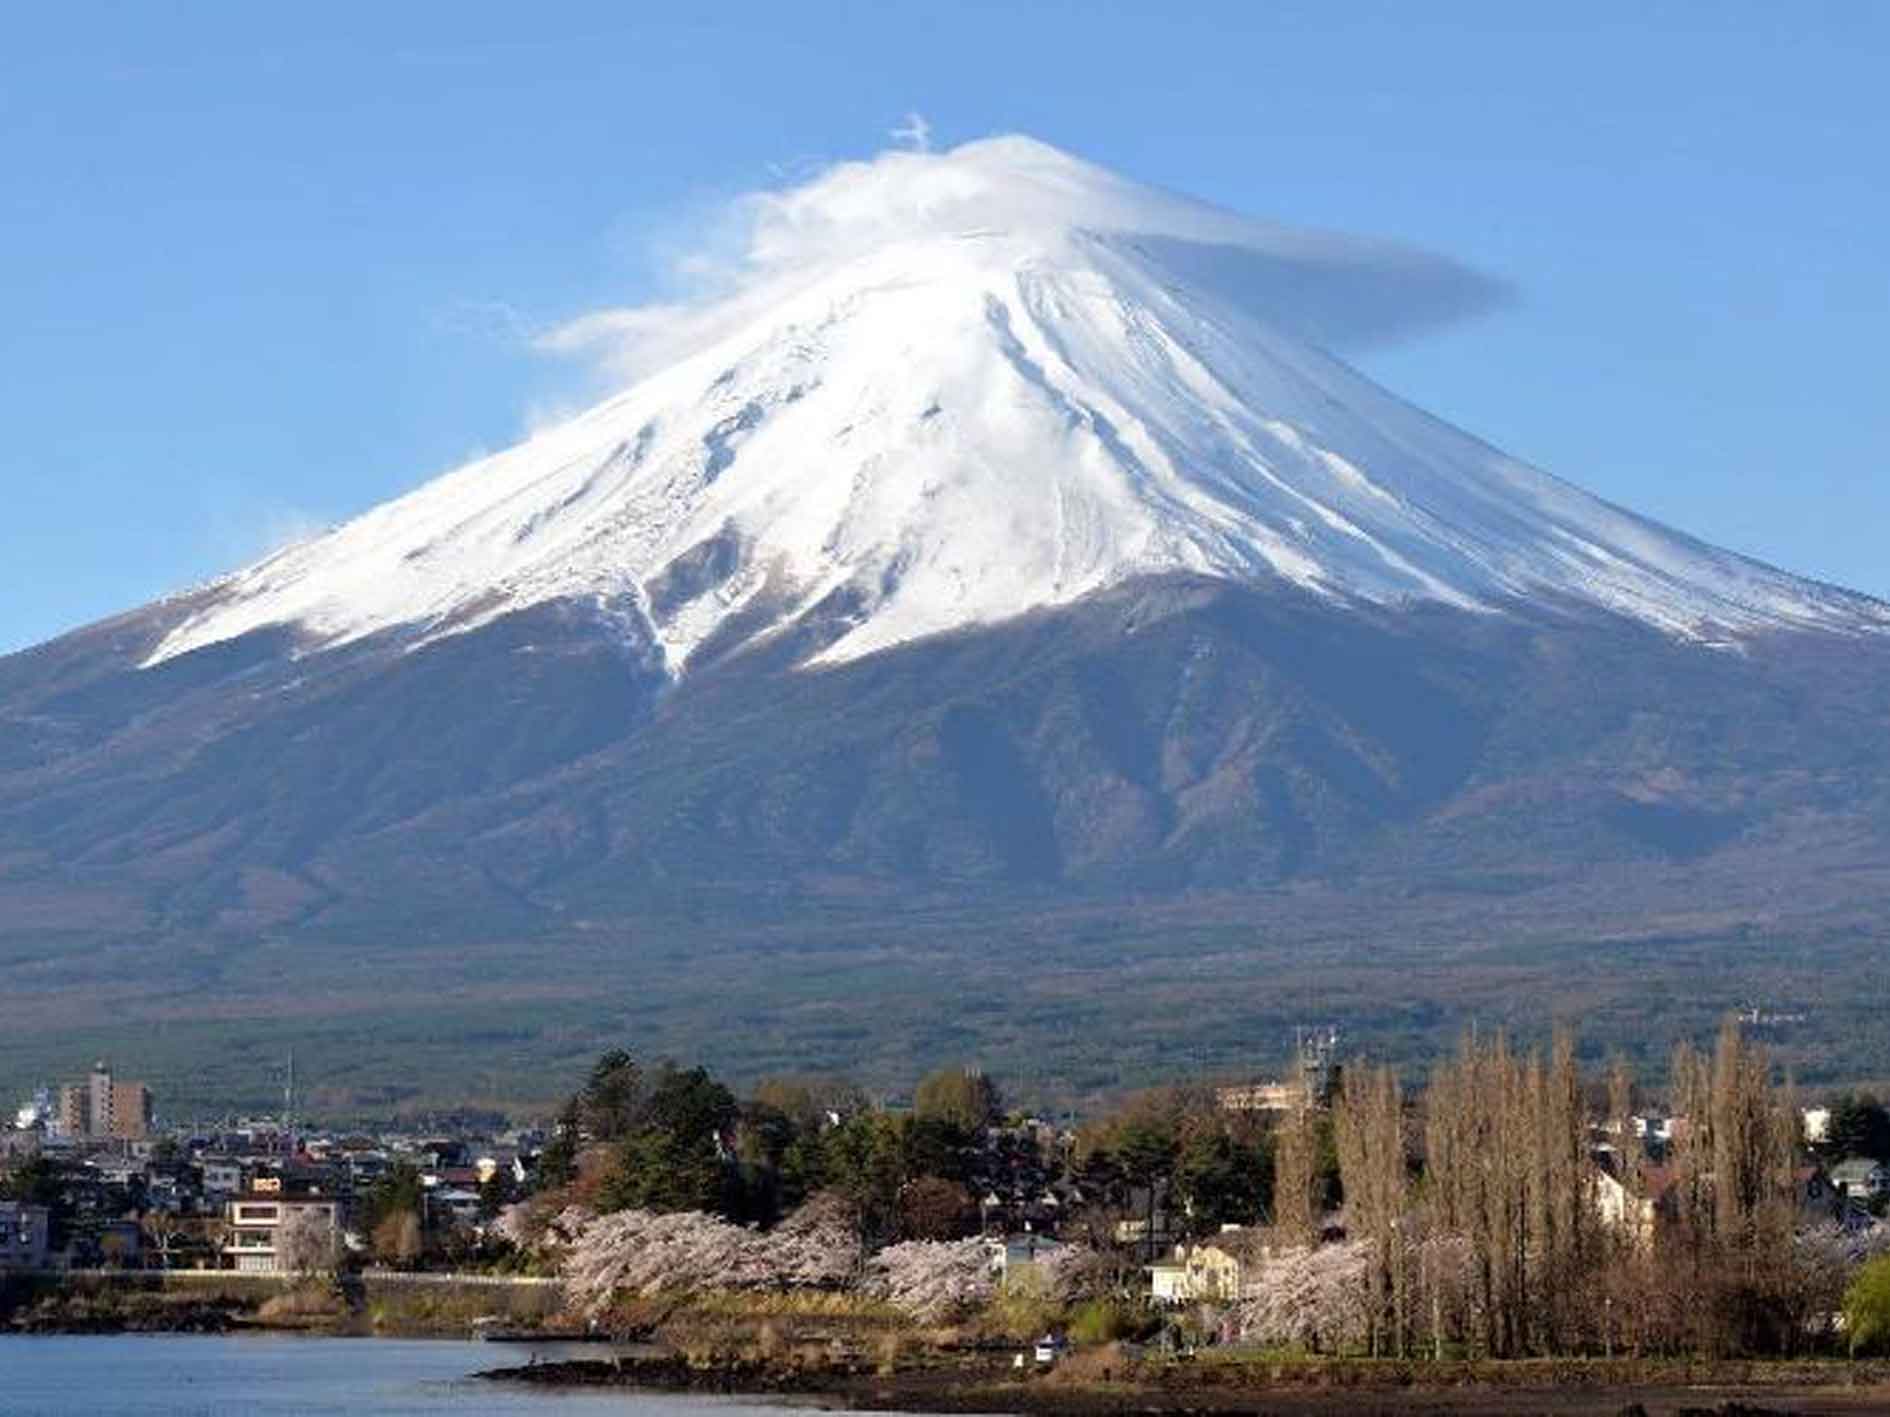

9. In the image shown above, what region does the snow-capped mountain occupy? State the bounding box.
[146,137,1886,675]
[9,138,1890,1105]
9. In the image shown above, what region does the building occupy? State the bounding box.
[56,1062,153,1141]
[1631,1114,1682,1147]
[428,1187,484,1229]
[200,1159,245,1199]
[1149,1256,1190,1302]
[1593,1166,1659,1247]
[56,1084,86,1139]
[224,1182,343,1273]
[1214,1080,1302,1112]
[0,1201,50,1271]
[1803,1107,1832,1145]
[1218,1028,1341,1113]
[1148,1230,1270,1304]
[987,1232,1064,1291]
[1830,1158,1890,1201]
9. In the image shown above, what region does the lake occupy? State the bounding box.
[0,1334,836,1416]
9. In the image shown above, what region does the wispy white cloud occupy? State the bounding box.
[197,487,329,573]
[889,111,932,152]
[530,133,1512,388]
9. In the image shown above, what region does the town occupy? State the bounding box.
[1,1060,542,1277]
[7,1023,1890,1367]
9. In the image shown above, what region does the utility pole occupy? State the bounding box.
[283,1049,295,1158]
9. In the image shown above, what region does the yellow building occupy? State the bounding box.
[1149,1229,1271,1304]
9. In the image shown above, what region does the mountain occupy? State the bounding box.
[148,137,1882,672]
[4,137,1889,1113]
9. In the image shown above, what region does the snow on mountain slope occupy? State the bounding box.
[145,137,1889,673]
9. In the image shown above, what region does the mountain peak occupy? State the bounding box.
[144,137,1887,672]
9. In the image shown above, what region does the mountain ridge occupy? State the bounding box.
[5,575,1890,1110]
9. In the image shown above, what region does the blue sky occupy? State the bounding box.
[3,2,1885,653]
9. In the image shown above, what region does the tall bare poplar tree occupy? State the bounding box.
[1272,1098,1319,1248]
[1337,1061,1409,1355]
[1656,1018,1805,1354]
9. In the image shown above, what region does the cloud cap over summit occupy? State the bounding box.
[545,134,1515,379]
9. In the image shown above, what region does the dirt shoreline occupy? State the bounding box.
[0,1271,565,1338]
[476,1353,1890,1416]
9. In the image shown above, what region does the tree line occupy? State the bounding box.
[1324,1020,1841,1359]
[530,1018,1886,1360]
[527,1052,1286,1258]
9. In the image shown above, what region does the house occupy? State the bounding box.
[144,1171,188,1215]
[91,1159,146,1190]
[223,1186,344,1273]
[200,1158,245,1198]
[345,1150,390,1187]
[1149,1229,1269,1304]
[0,1202,50,1271]
[988,1232,1064,1291]
[1829,1158,1890,1201]
[1179,1234,1256,1302]
[1148,1256,1190,1303]
[1591,1151,1684,1249]
[428,1187,484,1229]
[1593,1167,1658,1246]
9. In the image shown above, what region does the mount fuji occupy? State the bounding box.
[5,137,1889,1108]
[147,137,1885,671]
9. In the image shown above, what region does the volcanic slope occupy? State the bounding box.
[4,137,1888,1110]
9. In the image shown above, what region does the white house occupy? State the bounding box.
[1148,1256,1191,1303]
[1830,1158,1890,1200]
[224,1187,342,1273]
[1593,1167,1658,1247]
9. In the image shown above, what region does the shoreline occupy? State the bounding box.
[18,1274,1890,1416]
[0,1270,567,1340]
[476,1352,1890,1416]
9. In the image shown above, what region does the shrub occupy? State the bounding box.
[1068,1298,1137,1345]
[978,1287,1062,1341]
[1844,1253,1890,1355]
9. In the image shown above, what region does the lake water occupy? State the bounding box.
[0,1334,838,1416]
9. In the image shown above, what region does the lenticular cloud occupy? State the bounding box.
[541,135,1512,381]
